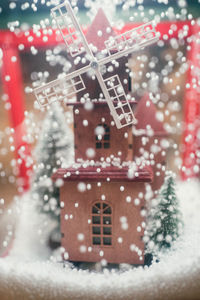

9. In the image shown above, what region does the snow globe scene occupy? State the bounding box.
[0,0,200,299]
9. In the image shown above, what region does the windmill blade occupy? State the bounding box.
[102,21,158,64]
[95,70,137,129]
[34,65,90,107]
[51,1,93,58]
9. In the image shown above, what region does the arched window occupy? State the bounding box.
[95,124,110,149]
[91,202,112,246]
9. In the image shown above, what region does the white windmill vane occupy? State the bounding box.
[34,1,159,129]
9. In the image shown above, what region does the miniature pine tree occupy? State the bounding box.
[31,103,73,223]
[146,175,183,255]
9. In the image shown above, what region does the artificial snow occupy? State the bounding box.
[0,179,200,300]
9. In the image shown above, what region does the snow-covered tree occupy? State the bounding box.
[31,103,73,224]
[145,175,183,256]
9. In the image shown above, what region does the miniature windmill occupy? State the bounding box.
[34,1,159,129]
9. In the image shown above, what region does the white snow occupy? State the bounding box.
[0,179,200,300]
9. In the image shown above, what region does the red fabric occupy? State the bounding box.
[181,24,200,180]
[1,38,31,192]
[0,21,192,49]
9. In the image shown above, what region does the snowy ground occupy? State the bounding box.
[0,179,200,300]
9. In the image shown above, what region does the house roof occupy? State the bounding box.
[134,93,168,136]
[85,8,115,51]
[53,165,153,182]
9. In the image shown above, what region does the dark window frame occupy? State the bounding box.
[91,202,112,247]
[95,124,110,149]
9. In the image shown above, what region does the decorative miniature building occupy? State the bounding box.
[55,165,152,264]
[72,9,133,163]
[53,11,167,265]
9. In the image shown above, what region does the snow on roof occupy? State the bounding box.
[134,94,167,136]
[85,8,115,51]
[53,160,153,182]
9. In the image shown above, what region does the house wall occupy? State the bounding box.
[73,104,133,162]
[60,180,146,264]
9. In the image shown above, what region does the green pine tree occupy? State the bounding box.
[146,175,183,255]
[31,103,73,223]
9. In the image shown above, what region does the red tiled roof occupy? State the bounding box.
[53,165,153,182]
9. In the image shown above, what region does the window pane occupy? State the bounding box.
[103,227,111,235]
[103,203,108,209]
[92,216,101,224]
[92,206,99,213]
[104,207,111,214]
[105,126,110,133]
[103,216,111,225]
[104,134,110,141]
[103,237,112,245]
[92,203,101,213]
[96,203,101,209]
[92,226,101,234]
[93,237,101,245]
[96,142,102,149]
